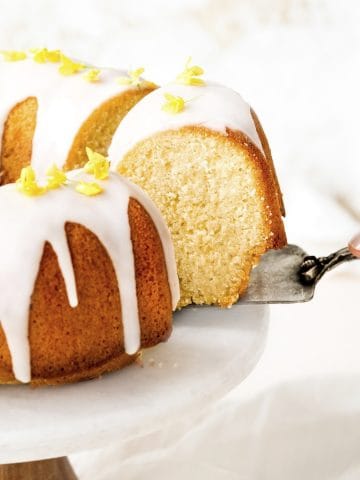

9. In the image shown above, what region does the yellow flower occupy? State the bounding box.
[0,50,27,61]
[76,181,103,196]
[46,164,67,190]
[84,147,110,180]
[31,48,61,63]
[176,57,205,86]
[45,49,62,63]
[58,54,86,76]
[162,93,185,114]
[16,167,46,196]
[83,68,101,83]
[117,67,145,87]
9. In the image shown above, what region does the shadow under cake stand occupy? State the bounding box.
[0,305,269,479]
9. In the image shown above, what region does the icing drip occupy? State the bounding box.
[109,82,265,165]
[0,171,179,383]
[0,58,132,179]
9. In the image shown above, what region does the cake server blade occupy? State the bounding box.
[238,240,359,305]
[239,244,313,304]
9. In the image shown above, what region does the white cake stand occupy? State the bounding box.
[0,305,269,479]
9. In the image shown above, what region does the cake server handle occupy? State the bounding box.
[298,233,360,285]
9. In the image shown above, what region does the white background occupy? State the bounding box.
[0,1,359,478]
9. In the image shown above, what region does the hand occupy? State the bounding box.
[348,233,360,258]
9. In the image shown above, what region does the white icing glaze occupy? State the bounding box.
[0,58,133,179]
[0,171,179,383]
[109,82,264,166]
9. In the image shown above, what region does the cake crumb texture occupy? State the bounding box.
[118,125,286,307]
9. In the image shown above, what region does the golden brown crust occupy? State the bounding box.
[0,97,38,185]
[0,198,172,385]
[250,108,286,216]
[129,199,173,347]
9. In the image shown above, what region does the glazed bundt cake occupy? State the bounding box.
[0,163,179,385]
[0,49,156,184]
[0,53,286,386]
[109,65,286,307]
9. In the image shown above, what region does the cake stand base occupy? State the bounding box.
[0,457,77,480]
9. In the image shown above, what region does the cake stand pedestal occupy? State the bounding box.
[0,305,269,479]
[0,457,76,480]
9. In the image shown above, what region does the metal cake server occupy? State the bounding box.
[238,233,360,304]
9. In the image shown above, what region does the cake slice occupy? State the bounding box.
[0,50,155,184]
[109,81,286,307]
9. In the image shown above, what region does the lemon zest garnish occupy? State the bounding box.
[84,147,110,180]
[1,50,27,61]
[117,67,145,87]
[30,48,61,63]
[162,93,185,114]
[16,167,46,196]
[176,57,205,86]
[46,164,67,190]
[75,181,103,196]
[83,68,101,83]
[58,54,86,76]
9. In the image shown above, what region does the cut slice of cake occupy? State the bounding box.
[109,81,286,307]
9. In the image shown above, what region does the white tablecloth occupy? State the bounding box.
[71,266,360,479]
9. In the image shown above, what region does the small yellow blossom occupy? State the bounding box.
[1,50,27,61]
[162,93,185,114]
[117,67,144,87]
[45,49,61,63]
[76,181,103,196]
[30,48,61,63]
[83,68,101,83]
[176,57,205,86]
[58,54,86,76]
[16,167,46,196]
[46,164,67,190]
[84,147,110,180]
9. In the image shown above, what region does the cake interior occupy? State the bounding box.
[118,126,285,307]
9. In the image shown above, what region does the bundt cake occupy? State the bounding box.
[0,49,156,185]
[0,162,179,385]
[109,65,286,307]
